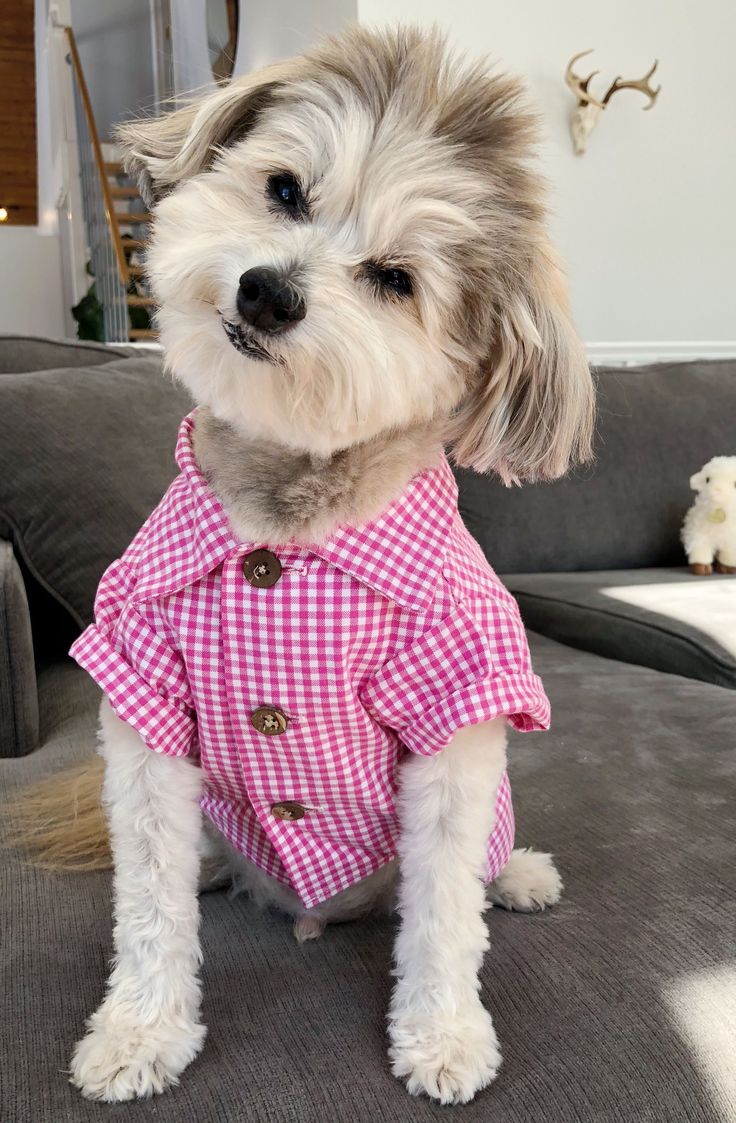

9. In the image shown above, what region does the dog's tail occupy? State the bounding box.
[2,757,112,871]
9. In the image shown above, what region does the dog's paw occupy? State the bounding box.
[489,847,563,912]
[293,914,326,943]
[388,1000,501,1105]
[70,1015,206,1102]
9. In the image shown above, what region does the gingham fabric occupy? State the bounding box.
[70,411,550,909]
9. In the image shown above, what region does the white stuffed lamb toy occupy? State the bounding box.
[681,456,736,575]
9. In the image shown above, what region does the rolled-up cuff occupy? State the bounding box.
[70,625,196,758]
[398,672,551,756]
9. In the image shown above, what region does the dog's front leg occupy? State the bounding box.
[70,700,206,1102]
[388,718,507,1105]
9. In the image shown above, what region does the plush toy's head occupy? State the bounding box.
[689,456,736,503]
[116,26,594,478]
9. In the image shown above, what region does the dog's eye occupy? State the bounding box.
[365,264,414,298]
[267,173,307,218]
[381,268,413,296]
[705,476,710,483]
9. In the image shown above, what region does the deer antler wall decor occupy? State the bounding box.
[565,50,661,155]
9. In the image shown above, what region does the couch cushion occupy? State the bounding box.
[2,636,734,1121]
[0,334,135,374]
[0,353,190,637]
[0,540,38,757]
[455,360,736,574]
[505,567,736,688]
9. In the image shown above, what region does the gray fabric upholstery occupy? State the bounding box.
[0,541,38,757]
[506,568,736,689]
[0,355,191,637]
[455,360,736,574]
[2,635,735,1122]
[0,334,135,374]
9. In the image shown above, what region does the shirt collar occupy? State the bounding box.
[136,411,458,612]
[305,451,458,611]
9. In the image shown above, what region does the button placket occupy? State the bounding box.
[232,546,316,845]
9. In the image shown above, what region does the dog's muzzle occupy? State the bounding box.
[236,268,306,334]
[220,318,277,363]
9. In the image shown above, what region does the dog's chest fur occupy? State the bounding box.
[193,408,447,546]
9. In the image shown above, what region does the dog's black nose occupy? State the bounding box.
[237,268,306,334]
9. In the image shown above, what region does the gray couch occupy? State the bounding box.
[2,337,734,1123]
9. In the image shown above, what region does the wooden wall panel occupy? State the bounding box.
[0,0,37,226]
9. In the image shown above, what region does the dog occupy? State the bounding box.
[45,25,594,1105]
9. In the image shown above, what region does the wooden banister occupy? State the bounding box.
[64,26,129,286]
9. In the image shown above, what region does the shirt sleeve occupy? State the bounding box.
[69,558,196,758]
[359,595,550,756]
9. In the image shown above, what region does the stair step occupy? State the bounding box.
[104,161,124,175]
[127,263,147,277]
[127,295,156,308]
[116,212,152,225]
[121,238,148,250]
[110,185,141,200]
[129,329,158,340]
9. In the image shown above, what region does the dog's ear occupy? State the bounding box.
[114,60,301,208]
[689,469,705,491]
[448,240,595,483]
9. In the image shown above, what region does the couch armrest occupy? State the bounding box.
[0,540,39,757]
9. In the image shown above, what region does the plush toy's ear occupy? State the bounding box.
[448,241,595,483]
[114,58,303,208]
[689,470,705,491]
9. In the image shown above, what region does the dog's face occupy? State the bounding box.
[119,27,594,479]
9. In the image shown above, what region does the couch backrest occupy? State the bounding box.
[0,334,135,374]
[455,360,736,574]
[0,347,191,667]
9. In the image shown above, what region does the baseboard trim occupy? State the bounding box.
[586,342,736,366]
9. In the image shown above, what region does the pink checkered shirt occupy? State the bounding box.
[70,412,550,908]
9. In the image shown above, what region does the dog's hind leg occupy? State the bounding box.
[388,718,507,1105]
[198,817,234,893]
[70,700,206,1102]
[488,847,563,912]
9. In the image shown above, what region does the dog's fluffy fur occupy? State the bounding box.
[123,25,592,484]
[19,26,594,1105]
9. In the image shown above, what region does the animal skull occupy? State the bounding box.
[565,50,661,155]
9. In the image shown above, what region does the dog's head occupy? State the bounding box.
[118,26,593,479]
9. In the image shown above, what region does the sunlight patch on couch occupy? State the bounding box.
[601,581,736,657]
[664,966,736,1114]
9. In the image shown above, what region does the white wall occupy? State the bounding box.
[172,0,356,95]
[358,0,736,357]
[70,0,155,138]
[0,228,66,337]
[233,0,356,74]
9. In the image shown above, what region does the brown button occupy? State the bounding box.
[242,549,282,589]
[271,801,307,821]
[251,706,289,735]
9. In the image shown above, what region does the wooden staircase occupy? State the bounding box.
[65,26,158,343]
[102,159,157,341]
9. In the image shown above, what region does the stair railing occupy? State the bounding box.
[64,26,131,342]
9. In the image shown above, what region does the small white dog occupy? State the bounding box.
[681,456,736,574]
[43,27,595,1106]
